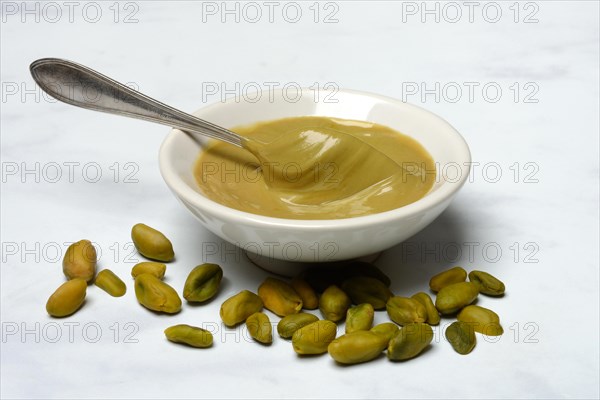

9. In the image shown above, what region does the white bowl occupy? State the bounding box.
[159,89,470,269]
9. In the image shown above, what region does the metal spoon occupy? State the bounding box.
[29,58,243,147]
[30,58,402,195]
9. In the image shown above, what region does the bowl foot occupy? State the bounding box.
[244,251,382,277]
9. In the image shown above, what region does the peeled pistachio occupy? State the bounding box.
[164,324,213,348]
[435,282,479,315]
[131,262,166,279]
[277,313,319,339]
[457,305,503,336]
[429,266,467,292]
[183,263,223,303]
[94,269,126,297]
[46,278,87,317]
[290,278,319,310]
[319,285,351,322]
[370,323,400,346]
[445,321,476,355]
[468,270,505,296]
[134,273,181,314]
[246,312,273,344]
[220,290,263,327]
[328,331,388,364]
[386,297,427,326]
[258,277,302,317]
[341,276,392,310]
[345,303,375,333]
[131,223,174,262]
[411,292,440,325]
[63,239,96,282]
[292,320,337,355]
[387,323,434,361]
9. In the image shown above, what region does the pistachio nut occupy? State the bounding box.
[445,321,476,355]
[387,322,434,361]
[435,282,479,315]
[468,270,505,296]
[164,324,213,348]
[411,292,440,325]
[386,296,427,326]
[429,266,467,292]
[220,290,264,327]
[457,305,503,336]
[345,303,375,333]
[290,278,319,310]
[319,285,351,322]
[131,223,174,262]
[134,273,181,314]
[46,278,87,317]
[131,262,166,280]
[183,263,223,303]
[370,323,401,346]
[63,239,96,282]
[328,331,388,364]
[292,320,337,355]
[94,269,126,297]
[246,312,273,344]
[258,277,302,316]
[277,313,319,339]
[341,276,392,310]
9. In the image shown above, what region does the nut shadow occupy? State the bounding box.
[172,202,475,296]
[170,209,277,286]
[377,205,471,296]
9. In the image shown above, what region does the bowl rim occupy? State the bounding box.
[158,88,471,230]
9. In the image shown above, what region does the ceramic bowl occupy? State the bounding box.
[159,89,470,272]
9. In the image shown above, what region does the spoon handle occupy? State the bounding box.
[29,58,243,147]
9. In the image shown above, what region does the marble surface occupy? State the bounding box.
[1,1,598,399]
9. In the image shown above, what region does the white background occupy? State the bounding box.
[1,1,599,399]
